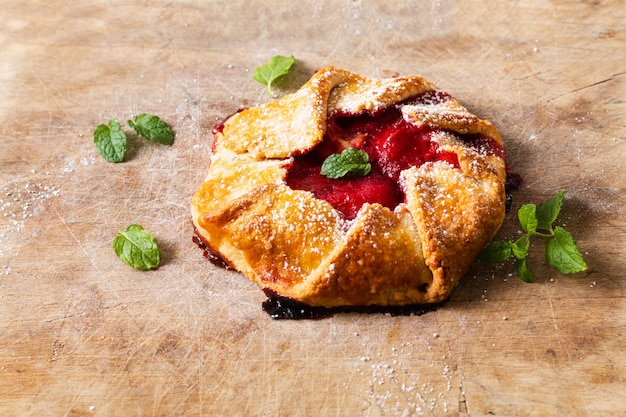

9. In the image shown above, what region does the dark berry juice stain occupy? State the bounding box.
[192,226,233,270]
[262,288,446,320]
[505,171,523,212]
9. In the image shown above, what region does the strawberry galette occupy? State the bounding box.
[192,66,507,309]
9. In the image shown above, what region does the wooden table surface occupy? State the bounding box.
[1,1,625,415]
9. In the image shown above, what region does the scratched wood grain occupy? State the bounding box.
[1,0,625,416]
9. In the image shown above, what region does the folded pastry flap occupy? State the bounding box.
[297,204,434,307]
[219,67,439,160]
[327,71,435,115]
[401,162,506,301]
[218,67,347,159]
[199,184,345,294]
[402,99,504,143]
[431,130,507,181]
[191,145,290,218]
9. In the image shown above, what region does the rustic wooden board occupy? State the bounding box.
[1,0,625,415]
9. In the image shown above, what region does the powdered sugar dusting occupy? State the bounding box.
[0,173,62,274]
[354,339,459,415]
[402,101,480,134]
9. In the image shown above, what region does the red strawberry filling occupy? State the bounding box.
[285,159,402,220]
[285,90,503,220]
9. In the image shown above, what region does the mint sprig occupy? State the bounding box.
[480,190,587,282]
[320,148,372,179]
[253,55,296,98]
[113,224,161,270]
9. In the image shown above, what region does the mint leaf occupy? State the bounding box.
[128,114,174,145]
[546,226,588,274]
[479,241,512,263]
[253,55,296,97]
[94,120,127,163]
[113,224,161,270]
[518,204,538,234]
[516,258,534,283]
[320,148,371,179]
[511,234,530,260]
[536,190,565,232]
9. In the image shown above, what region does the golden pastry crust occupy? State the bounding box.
[191,66,507,307]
